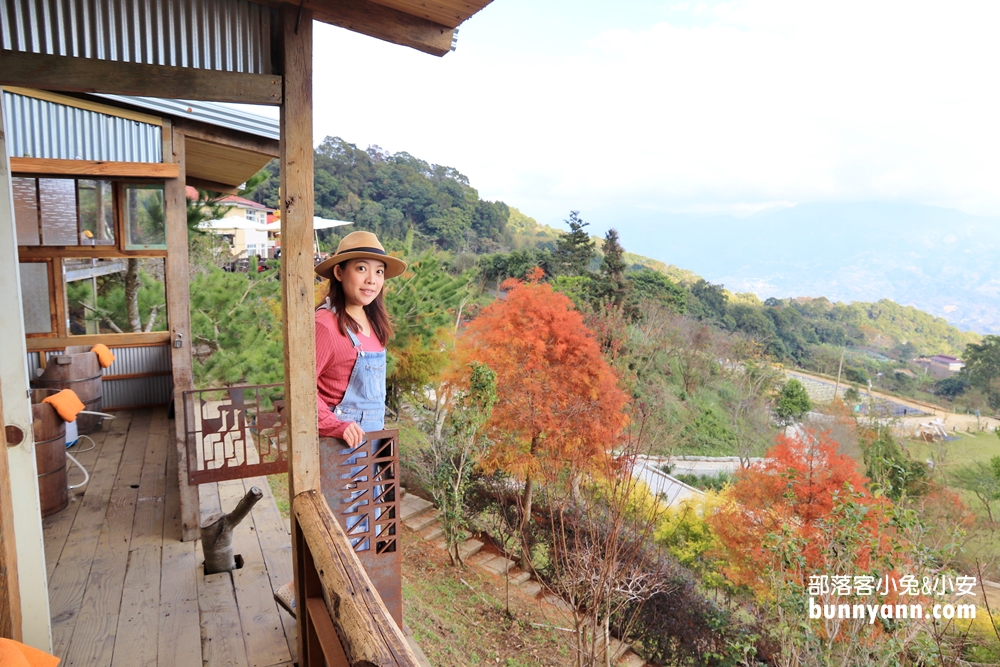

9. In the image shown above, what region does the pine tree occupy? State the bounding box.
[553,210,596,276]
[596,228,632,310]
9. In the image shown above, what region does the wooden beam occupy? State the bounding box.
[164,128,200,542]
[0,388,23,641]
[24,333,170,352]
[279,8,320,665]
[294,491,420,666]
[0,51,283,105]
[16,246,166,260]
[173,120,280,159]
[10,158,179,179]
[185,177,238,196]
[306,0,453,57]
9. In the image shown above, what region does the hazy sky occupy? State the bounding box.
[294,0,1000,231]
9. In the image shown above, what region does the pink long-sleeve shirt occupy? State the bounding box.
[315,308,385,438]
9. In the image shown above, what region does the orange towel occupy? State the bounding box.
[0,638,60,667]
[42,389,85,423]
[90,344,115,368]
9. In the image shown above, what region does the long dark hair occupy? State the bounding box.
[324,261,393,346]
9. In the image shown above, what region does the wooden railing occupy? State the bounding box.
[293,490,420,666]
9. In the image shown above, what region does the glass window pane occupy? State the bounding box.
[39,178,78,245]
[124,185,166,249]
[19,262,53,334]
[78,180,115,245]
[66,257,167,334]
[13,177,40,246]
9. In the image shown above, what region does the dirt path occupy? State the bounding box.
[786,368,1000,434]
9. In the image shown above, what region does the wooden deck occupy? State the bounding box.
[42,407,297,667]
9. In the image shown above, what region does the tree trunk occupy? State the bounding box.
[125,258,141,332]
[201,486,263,573]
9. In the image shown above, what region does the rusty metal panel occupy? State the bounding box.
[320,430,402,627]
[1,0,275,73]
[3,90,163,162]
[183,384,289,485]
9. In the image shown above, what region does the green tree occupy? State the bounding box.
[593,228,632,310]
[416,362,497,565]
[553,210,596,276]
[962,335,1000,410]
[950,460,1000,524]
[774,379,812,425]
[628,268,686,314]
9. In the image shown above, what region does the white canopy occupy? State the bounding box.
[265,217,352,232]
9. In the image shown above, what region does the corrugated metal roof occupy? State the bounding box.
[94,94,280,141]
[3,89,162,161]
[0,0,276,74]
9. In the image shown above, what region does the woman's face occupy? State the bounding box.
[334,258,386,307]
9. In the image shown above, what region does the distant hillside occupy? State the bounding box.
[616,202,1000,334]
[251,141,979,358]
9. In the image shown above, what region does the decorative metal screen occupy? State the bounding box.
[183,384,288,485]
[320,430,402,626]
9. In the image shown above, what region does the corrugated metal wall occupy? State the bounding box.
[3,90,162,162]
[1,0,275,73]
[28,343,173,409]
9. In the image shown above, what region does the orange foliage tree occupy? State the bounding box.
[709,430,900,593]
[459,271,629,530]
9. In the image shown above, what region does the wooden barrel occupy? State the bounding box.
[32,348,104,434]
[31,392,68,518]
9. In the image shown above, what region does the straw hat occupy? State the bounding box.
[314,231,407,280]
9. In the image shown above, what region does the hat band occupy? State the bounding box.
[337,246,386,256]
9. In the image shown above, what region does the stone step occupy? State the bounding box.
[404,509,439,533]
[478,555,516,576]
[400,494,435,522]
[458,538,484,561]
[518,580,542,598]
[419,523,443,542]
[508,570,531,585]
[617,651,646,667]
[542,594,575,614]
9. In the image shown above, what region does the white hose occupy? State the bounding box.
[69,434,96,454]
[66,451,90,490]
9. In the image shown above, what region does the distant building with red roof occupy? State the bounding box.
[187,186,276,258]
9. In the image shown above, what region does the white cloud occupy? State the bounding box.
[305,1,1000,226]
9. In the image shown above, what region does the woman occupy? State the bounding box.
[274,231,405,618]
[313,230,407,443]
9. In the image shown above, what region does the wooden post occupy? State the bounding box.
[279,7,319,665]
[164,124,200,541]
[0,86,53,651]
[0,387,23,641]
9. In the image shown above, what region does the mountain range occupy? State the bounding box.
[615,202,1000,334]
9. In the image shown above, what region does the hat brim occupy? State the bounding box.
[314,251,408,280]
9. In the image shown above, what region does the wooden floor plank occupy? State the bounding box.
[200,481,223,525]
[163,414,183,543]
[48,412,135,657]
[244,476,298,662]
[43,422,112,578]
[158,539,202,667]
[110,546,161,667]
[60,409,151,667]
[199,567,251,667]
[218,479,292,667]
[130,408,170,550]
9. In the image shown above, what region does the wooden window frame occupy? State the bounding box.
[16,174,172,348]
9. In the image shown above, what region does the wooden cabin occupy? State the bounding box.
[0,1,495,664]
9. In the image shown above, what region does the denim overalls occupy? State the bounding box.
[330,326,386,432]
[322,317,387,549]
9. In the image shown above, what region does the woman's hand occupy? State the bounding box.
[342,421,366,447]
